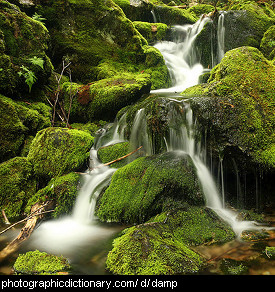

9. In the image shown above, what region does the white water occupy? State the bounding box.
[152,15,210,94]
[165,101,266,237]
[217,11,226,63]
[149,15,270,237]
[28,139,120,260]
[28,13,269,261]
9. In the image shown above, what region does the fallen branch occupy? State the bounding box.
[102,145,143,167]
[0,201,54,262]
[76,146,143,174]
[1,210,10,225]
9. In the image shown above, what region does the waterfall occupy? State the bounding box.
[151,10,157,23]
[28,127,123,259]
[152,15,211,93]
[165,100,266,237]
[28,13,271,260]
[217,11,226,63]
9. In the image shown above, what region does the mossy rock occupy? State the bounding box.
[0,157,36,220]
[265,246,275,259]
[27,127,94,182]
[260,25,275,60]
[183,46,275,169]
[0,94,51,163]
[106,205,235,275]
[61,73,152,122]
[195,3,275,69]
[0,1,52,97]
[106,222,204,275]
[25,172,81,217]
[222,5,274,51]
[13,250,71,275]
[133,21,169,44]
[35,0,170,90]
[220,259,248,275]
[97,142,132,168]
[96,152,204,224]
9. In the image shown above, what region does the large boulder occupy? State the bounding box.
[0,1,53,97]
[96,152,205,224]
[0,157,36,220]
[184,46,275,169]
[182,46,275,208]
[106,205,235,275]
[27,127,93,183]
[0,94,51,163]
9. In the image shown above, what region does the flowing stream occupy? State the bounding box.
[26,13,271,270]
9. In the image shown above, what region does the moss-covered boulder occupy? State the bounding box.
[195,3,275,68]
[34,0,170,90]
[106,206,235,275]
[96,152,204,224]
[0,157,36,220]
[114,0,197,25]
[183,46,275,170]
[27,127,93,182]
[260,25,275,60]
[13,250,71,275]
[0,94,51,163]
[97,142,131,168]
[25,172,80,218]
[133,21,169,44]
[61,73,151,123]
[0,0,53,97]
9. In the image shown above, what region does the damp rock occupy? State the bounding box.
[13,250,71,275]
[27,127,94,182]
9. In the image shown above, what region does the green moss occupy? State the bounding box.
[0,157,36,220]
[27,127,94,182]
[0,1,52,97]
[260,25,275,60]
[183,46,275,169]
[97,142,131,168]
[187,4,215,18]
[71,121,108,136]
[96,152,204,224]
[13,250,71,275]
[133,21,168,44]
[26,172,80,217]
[0,94,52,162]
[161,206,236,246]
[265,246,275,259]
[220,259,248,275]
[106,223,204,275]
[61,73,151,122]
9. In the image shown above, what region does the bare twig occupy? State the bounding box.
[52,60,71,126]
[1,210,10,225]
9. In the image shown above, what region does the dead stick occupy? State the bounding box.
[0,202,54,262]
[75,146,143,174]
[102,146,143,167]
[1,210,10,225]
[0,210,54,236]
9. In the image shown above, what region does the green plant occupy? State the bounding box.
[29,56,44,69]
[32,13,46,25]
[18,57,44,92]
[18,65,37,92]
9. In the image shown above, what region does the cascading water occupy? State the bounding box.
[27,13,271,267]
[217,11,226,63]
[27,135,122,263]
[152,15,211,93]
